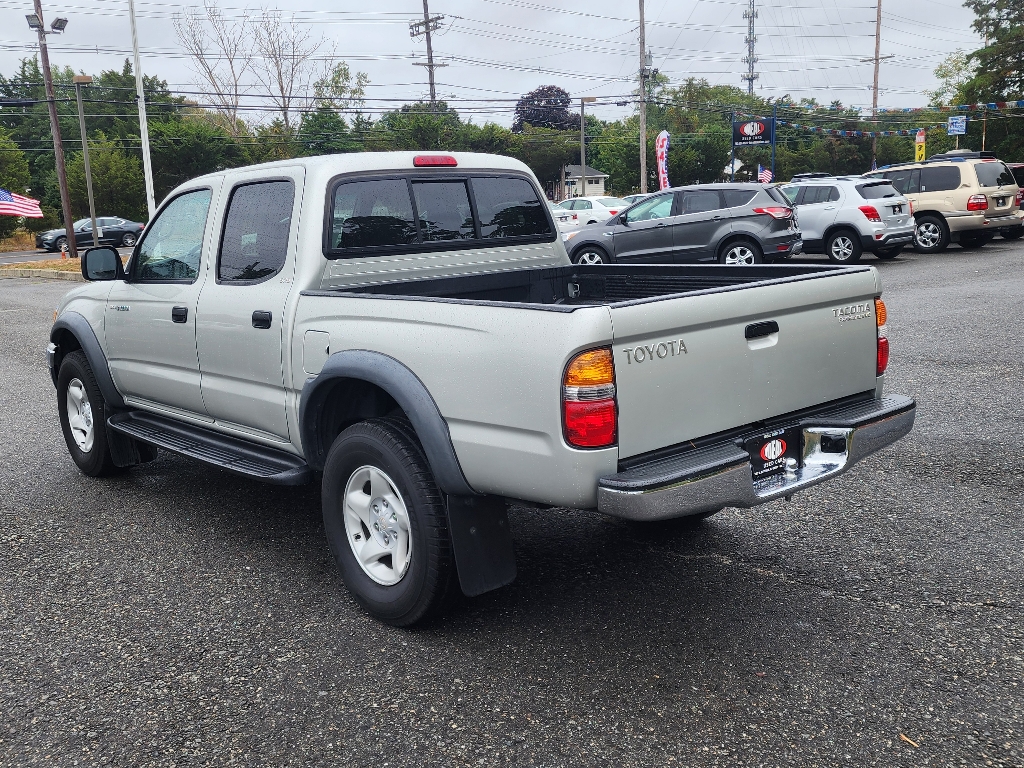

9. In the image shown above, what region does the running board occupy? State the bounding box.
[107,411,312,485]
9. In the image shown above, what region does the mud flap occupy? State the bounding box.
[446,495,517,597]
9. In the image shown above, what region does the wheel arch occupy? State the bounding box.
[50,311,125,408]
[569,241,610,263]
[299,350,476,496]
[715,232,761,258]
[822,223,861,244]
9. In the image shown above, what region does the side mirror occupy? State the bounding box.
[618,214,629,225]
[81,246,125,281]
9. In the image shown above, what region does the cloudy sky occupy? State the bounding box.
[0,0,982,126]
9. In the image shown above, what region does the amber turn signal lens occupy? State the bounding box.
[874,298,887,327]
[564,348,614,387]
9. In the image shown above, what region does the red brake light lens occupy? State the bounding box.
[1016,189,1023,206]
[876,336,890,376]
[967,194,988,211]
[859,205,881,222]
[608,210,618,216]
[564,400,617,447]
[752,206,793,219]
[413,155,458,167]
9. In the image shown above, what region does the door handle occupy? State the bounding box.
[824,206,836,210]
[171,306,188,323]
[655,222,666,227]
[252,310,272,329]
[712,215,722,220]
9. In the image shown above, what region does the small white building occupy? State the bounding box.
[561,164,609,198]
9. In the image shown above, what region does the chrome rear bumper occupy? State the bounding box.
[597,395,916,521]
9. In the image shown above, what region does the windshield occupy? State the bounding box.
[73,218,91,229]
[974,161,1015,188]
[857,183,900,199]
[598,197,628,208]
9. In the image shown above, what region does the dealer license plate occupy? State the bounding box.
[746,428,801,481]
[996,197,1007,206]
[891,204,902,214]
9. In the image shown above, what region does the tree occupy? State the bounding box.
[253,11,324,132]
[928,50,975,107]
[66,136,146,222]
[174,0,252,135]
[513,125,577,186]
[0,127,31,237]
[148,117,244,200]
[297,109,359,156]
[963,0,1024,100]
[512,86,580,133]
[368,102,464,151]
[314,61,368,112]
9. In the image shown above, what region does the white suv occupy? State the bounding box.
[779,175,915,262]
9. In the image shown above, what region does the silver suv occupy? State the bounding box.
[780,175,915,262]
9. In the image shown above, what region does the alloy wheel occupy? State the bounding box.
[830,236,856,261]
[65,377,94,452]
[343,465,413,586]
[916,222,941,249]
[723,245,756,265]
[576,250,605,265]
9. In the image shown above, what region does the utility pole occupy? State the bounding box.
[27,2,76,259]
[128,0,156,219]
[742,0,758,95]
[638,0,648,193]
[73,75,98,247]
[410,0,446,108]
[580,97,596,199]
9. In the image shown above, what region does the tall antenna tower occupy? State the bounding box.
[741,0,759,95]
[409,0,446,107]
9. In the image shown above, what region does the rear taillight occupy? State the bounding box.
[859,205,882,222]
[752,206,793,219]
[413,154,458,167]
[875,298,889,376]
[1016,189,1023,206]
[563,348,616,448]
[572,214,578,221]
[608,210,618,216]
[908,199,914,215]
[967,194,989,211]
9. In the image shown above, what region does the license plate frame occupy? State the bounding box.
[892,204,902,214]
[746,427,802,481]
[996,197,1007,206]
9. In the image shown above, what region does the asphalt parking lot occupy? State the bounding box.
[1,243,1022,767]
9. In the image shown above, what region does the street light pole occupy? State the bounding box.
[638,0,647,194]
[580,97,596,200]
[73,75,98,246]
[127,0,156,219]
[29,1,77,259]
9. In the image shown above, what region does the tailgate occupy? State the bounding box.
[611,268,880,458]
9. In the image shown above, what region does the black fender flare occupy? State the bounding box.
[50,311,125,408]
[299,350,477,497]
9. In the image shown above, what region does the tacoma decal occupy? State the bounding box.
[832,302,872,322]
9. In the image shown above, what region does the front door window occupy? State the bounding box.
[134,189,213,282]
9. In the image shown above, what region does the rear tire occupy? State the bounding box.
[913,215,949,253]
[825,230,862,263]
[321,418,456,626]
[121,232,137,247]
[874,245,903,260]
[1001,226,1024,240]
[56,350,119,477]
[717,239,763,265]
[572,247,611,265]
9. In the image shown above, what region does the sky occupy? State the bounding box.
[0,0,983,127]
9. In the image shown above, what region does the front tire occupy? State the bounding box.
[1001,226,1024,240]
[717,239,763,265]
[958,232,994,249]
[913,215,949,253]
[54,236,68,252]
[57,350,119,477]
[825,230,862,263]
[874,245,903,260]
[321,419,456,626]
[121,232,137,247]
[572,247,611,265]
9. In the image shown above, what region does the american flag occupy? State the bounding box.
[757,165,773,183]
[0,188,43,218]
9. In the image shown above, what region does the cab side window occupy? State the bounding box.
[218,180,295,283]
[134,189,213,282]
[887,169,920,195]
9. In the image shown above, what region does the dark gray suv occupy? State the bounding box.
[562,183,801,265]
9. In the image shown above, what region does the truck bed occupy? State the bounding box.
[306,263,873,309]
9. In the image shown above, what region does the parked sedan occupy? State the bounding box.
[548,201,579,232]
[36,216,145,252]
[563,183,801,265]
[560,196,630,224]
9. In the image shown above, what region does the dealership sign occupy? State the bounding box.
[733,118,775,147]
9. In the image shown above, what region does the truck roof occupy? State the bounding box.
[186,151,537,186]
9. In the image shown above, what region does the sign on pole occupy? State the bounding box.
[947,116,967,136]
[655,130,671,190]
[733,118,775,147]
[914,128,926,162]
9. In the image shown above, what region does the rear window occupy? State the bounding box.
[1011,167,1024,186]
[920,166,961,192]
[856,182,900,200]
[598,197,629,208]
[974,161,1016,188]
[473,177,551,238]
[722,189,757,207]
[327,175,551,256]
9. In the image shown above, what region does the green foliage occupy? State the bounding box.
[0,127,30,237]
[66,135,146,221]
[964,0,1024,100]
[148,116,244,201]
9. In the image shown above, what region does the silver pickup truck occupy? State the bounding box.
[48,152,915,625]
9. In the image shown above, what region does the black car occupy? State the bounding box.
[36,216,145,252]
[562,183,801,265]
